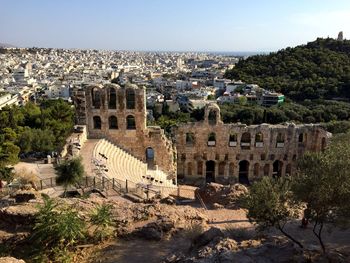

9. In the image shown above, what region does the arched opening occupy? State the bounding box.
[276,133,285,147]
[93,116,101,129]
[208,110,217,125]
[241,132,251,149]
[205,160,215,183]
[108,116,118,129]
[286,163,292,176]
[229,133,237,147]
[146,147,155,168]
[273,160,283,178]
[264,164,270,176]
[186,133,195,146]
[254,163,259,176]
[219,162,225,176]
[126,115,136,130]
[321,137,326,151]
[91,88,101,108]
[187,162,193,176]
[239,160,250,185]
[298,133,307,144]
[208,132,216,146]
[255,132,263,147]
[197,161,203,176]
[126,89,135,109]
[108,88,117,109]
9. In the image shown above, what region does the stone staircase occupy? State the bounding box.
[92,139,177,193]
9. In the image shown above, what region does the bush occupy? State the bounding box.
[90,203,114,241]
[224,225,254,241]
[182,223,205,241]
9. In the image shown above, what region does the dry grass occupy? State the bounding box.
[182,222,205,241]
[14,168,39,188]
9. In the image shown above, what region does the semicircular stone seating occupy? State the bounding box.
[92,139,177,190]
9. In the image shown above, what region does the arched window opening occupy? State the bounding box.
[208,132,216,146]
[273,160,283,178]
[93,116,101,129]
[241,132,251,149]
[238,160,250,185]
[276,133,285,147]
[205,160,215,183]
[126,115,136,130]
[298,133,307,144]
[255,132,263,147]
[186,133,195,146]
[109,116,118,129]
[108,88,117,109]
[208,110,217,125]
[91,88,101,109]
[126,89,135,109]
[229,133,237,147]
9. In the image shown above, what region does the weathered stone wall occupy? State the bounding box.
[174,103,331,185]
[80,83,176,178]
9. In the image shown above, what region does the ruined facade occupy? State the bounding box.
[73,83,176,179]
[74,84,331,185]
[174,103,331,185]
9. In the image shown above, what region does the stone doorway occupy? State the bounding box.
[146,147,155,169]
[239,160,250,185]
[205,160,215,183]
[273,160,283,178]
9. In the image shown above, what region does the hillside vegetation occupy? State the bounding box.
[225,38,350,101]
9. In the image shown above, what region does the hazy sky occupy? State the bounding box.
[1,0,350,51]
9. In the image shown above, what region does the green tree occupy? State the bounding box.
[294,133,350,253]
[242,176,303,248]
[55,157,85,195]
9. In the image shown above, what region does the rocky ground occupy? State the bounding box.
[0,183,349,263]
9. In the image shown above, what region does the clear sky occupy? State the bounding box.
[1,0,350,52]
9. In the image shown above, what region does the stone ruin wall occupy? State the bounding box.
[174,103,331,185]
[77,83,176,179]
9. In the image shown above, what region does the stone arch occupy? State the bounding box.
[229,133,237,146]
[263,164,270,176]
[298,133,307,143]
[241,132,251,149]
[108,115,118,129]
[205,160,215,183]
[93,116,101,129]
[91,88,101,108]
[108,87,117,109]
[126,89,135,109]
[219,161,226,176]
[254,163,260,176]
[255,132,263,142]
[126,115,136,130]
[238,160,249,185]
[273,160,283,178]
[186,132,195,145]
[204,103,221,125]
[208,132,216,146]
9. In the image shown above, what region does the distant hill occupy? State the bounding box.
[0,42,16,48]
[224,38,350,101]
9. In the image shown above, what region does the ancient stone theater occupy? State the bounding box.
[74,83,331,186]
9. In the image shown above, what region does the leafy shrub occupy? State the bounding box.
[90,203,114,241]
